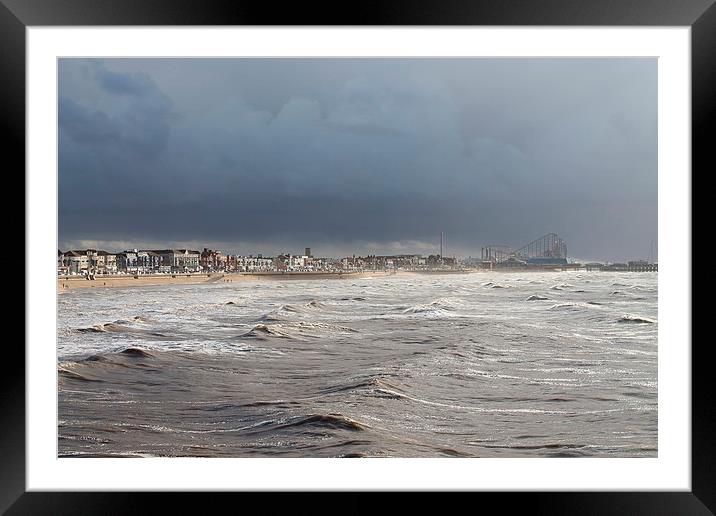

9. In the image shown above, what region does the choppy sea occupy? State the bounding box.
[57,271,657,457]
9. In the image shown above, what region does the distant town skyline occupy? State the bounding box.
[57,235,655,265]
[59,58,657,262]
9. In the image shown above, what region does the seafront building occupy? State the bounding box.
[59,249,118,275]
[57,246,461,275]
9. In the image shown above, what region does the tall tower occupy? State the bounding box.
[440,232,443,262]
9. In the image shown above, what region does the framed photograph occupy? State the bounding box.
[9,0,709,511]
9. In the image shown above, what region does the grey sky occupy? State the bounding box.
[58,58,657,262]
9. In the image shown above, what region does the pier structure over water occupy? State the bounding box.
[599,261,658,272]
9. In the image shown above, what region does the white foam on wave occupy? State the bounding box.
[401,298,467,318]
[618,314,657,324]
[241,321,358,339]
[549,302,600,310]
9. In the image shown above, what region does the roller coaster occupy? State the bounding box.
[481,233,568,263]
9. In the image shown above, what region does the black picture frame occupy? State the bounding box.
[6,0,709,512]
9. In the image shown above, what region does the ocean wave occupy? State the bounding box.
[162,414,370,436]
[264,299,337,316]
[549,302,598,311]
[320,376,409,400]
[401,305,453,318]
[157,413,371,437]
[77,324,109,333]
[83,354,111,363]
[58,366,101,383]
[258,301,324,321]
[58,347,156,376]
[240,324,295,339]
[274,413,367,432]
[526,295,549,301]
[76,322,167,337]
[618,314,656,324]
[402,298,467,315]
[240,321,358,340]
[120,347,155,357]
[478,443,588,452]
[257,311,288,322]
[83,322,142,333]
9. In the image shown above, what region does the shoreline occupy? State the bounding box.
[56,267,648,291]
[57,270,421,291]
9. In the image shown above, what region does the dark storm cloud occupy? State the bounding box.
[94,64,154,97]
[59,98,120,143]
[58,58,657,261]
[60,62,172,160]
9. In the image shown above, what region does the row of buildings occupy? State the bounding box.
[58,247,341,275]
[57,246,461,275]
[58,249,203,275]
[340,254,456,269]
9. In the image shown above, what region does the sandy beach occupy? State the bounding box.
[57,270,421,291]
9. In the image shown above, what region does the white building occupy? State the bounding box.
[62,251,90,274]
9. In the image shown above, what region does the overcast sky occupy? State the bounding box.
[58,58,657,262]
